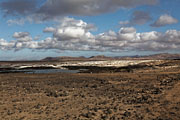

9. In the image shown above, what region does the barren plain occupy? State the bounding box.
[0,60,180,120]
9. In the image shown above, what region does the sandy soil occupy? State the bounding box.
[0,61,180,120]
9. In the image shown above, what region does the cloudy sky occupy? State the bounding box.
[0,0,180,60]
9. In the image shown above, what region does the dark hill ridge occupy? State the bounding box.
[42,56,88,61]
[42,55,115,61]
[89,55,114,60]
[42,53,180,61]
[131,53,180,60]
[89,55,111,59]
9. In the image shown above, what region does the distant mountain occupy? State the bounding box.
[89,55,114,60]
[131,53,180,60]
[42,53,180,61]
[42,56,88,61]
[42,57,60,61]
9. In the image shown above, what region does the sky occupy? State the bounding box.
[0,0,180,60]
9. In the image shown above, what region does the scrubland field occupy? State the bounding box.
[0,60,180,120]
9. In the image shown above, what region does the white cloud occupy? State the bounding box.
[39,17,96,51]
[151,14,178,27]
[7,19,25,26]
[13,32,32,42]
[0,39,15,50]
[13,32,29,38]
[119,21,129,25]
[1,17,180,52]
[6,16,35,26]
[43,27,56,33]
[140,31,161,41]
[34,35,41,41]
[53,17,95,43]
[119,27,136,34]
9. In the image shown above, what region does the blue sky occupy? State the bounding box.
[0,0,180,60]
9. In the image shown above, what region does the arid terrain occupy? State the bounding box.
[0,59,180,120]
[0,0,180,118]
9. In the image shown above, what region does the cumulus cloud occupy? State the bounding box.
[43,27,56,33]
[13,32,29,38]
[44,18,180,52]
[119,27,136,34]
[0,39,14,50]
[51,17,96,51]
[151,14,178,27]
[12,32,39,50]
[1,17,180,52]
[53,17,95,40]
[0,32,39,51]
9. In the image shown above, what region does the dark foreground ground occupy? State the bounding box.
[0,61,180,120]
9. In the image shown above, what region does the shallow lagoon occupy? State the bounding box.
[0,68,81,74]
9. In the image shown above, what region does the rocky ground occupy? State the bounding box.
[0,60,180,120]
